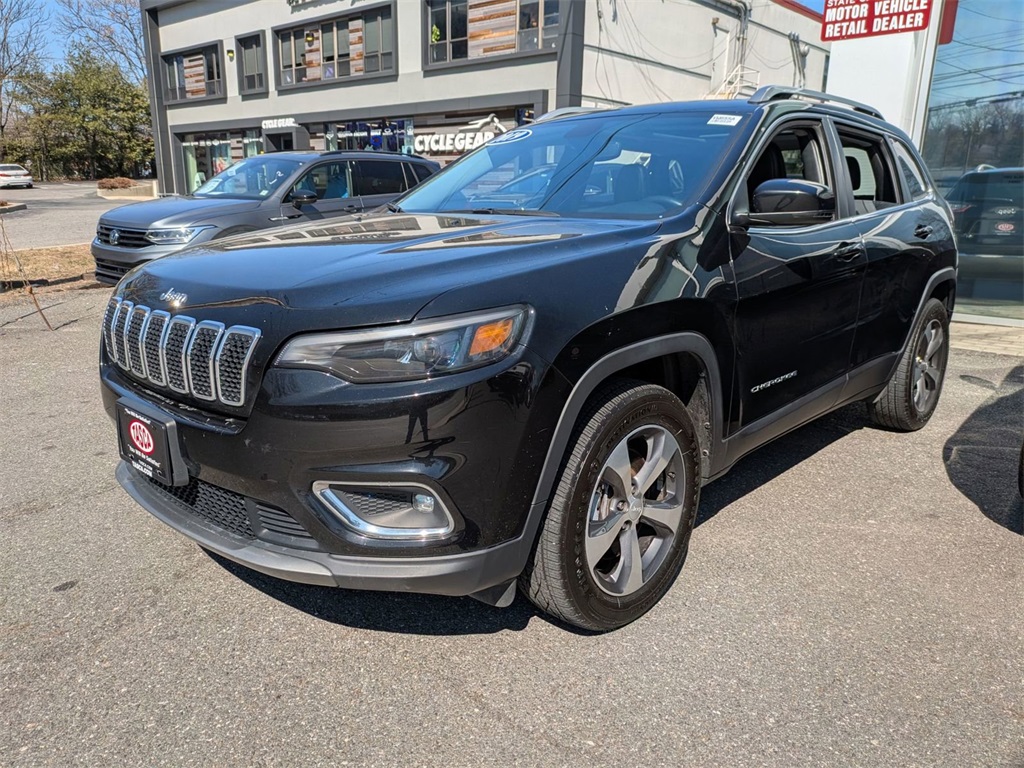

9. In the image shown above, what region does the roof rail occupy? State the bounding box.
[748,86,884,120]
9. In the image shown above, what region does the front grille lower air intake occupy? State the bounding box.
[103,296,261,407]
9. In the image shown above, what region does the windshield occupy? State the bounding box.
[193,156,305,200]
[398,111,747,218]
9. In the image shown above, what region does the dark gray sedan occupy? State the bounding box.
[92,151,438,284]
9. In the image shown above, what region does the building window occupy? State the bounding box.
[427,0,559,64]
[277,6,394,87]
[163,45,222,102]
[237,34,266,94]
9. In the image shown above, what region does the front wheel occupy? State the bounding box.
[520,380,701,631]
[868,297,950,431]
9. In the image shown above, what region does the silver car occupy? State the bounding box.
[0,163,33,188]
[92,150,439,284]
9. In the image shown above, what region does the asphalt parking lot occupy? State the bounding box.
[0,183,127,249]
[1,289,1022,767]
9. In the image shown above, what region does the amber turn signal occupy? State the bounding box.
[469,318,515,357]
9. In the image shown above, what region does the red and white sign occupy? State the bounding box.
[822,0,934,42]
[128,420,155,455]
[995,222,1016,233]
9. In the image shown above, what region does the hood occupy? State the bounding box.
[100,196,262,228]
[117,211,661,330]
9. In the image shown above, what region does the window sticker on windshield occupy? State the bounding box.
[488,128,532,145]
[707,114,742,126]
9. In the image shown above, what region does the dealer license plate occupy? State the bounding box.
[116,398,187,486]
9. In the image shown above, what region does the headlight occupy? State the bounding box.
[276,305,531,383]
[144,226,212,245]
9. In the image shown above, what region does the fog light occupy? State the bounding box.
[311,482,455,541]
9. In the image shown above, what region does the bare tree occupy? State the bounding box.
[56,0,147,84]
[0,0,47,158]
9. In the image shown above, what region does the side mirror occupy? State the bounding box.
[748,178,835,227]
[291,190,318,208]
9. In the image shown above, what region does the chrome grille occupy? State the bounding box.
[97,224,150,249]
[102,297,261,408]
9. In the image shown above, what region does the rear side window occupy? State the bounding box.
[891,140,929,201]
[352,160,407,195]
[408,163,434,184]
[837,128,900,214]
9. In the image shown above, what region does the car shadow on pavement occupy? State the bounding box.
[696,402,869,526]
[942,365,1024,535]
[206,405,873,636]
[206,551,544,635]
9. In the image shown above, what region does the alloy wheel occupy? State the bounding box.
[586,425,686,597]
[912,319,945,412]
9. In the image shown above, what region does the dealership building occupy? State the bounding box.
[140,0,828,193]
[141,0,1021,321]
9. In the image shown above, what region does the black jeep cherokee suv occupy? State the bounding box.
[100,88,956,631]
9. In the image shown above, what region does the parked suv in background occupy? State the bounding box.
[92,150,439,284]
[100,88,956,631]
[944,167,1022,298]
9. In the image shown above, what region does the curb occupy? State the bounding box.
[0,272,95,292]
[0,203,28,214]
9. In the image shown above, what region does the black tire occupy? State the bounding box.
[520,379,701,631]
[1018,442,1023,498]
[869,298,950,431]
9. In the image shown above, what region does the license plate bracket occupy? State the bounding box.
[116,397,188,486]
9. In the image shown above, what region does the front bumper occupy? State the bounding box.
[101,341,570,602]
[117,462,539,600]
[92,239,181,284]
[0,177,32,187]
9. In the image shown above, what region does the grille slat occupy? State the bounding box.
[186,322,224,401]
[216,329,259,407]
[103,298,121,365]
[113,301,133,369]
[126,305,149,378]
[143,311,169,386]
[164,316,195,394]
[102,298,260,408]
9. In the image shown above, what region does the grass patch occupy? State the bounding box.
[1,243,94,283]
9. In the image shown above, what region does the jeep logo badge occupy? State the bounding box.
[109,229,121,245]
[160,287,188,306]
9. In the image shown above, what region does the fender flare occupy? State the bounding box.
[528,331,725,513]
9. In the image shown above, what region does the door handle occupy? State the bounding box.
[343,204,359,212]
[915,224,933,239]
[831,242,864,263]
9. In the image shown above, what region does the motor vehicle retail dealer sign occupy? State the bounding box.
[822,0,933,41]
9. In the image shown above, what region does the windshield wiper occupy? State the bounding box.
[447,208,560,217]
[386,202,403,213]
